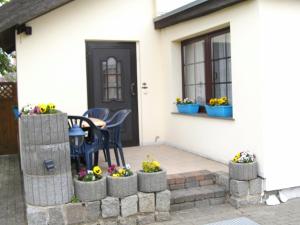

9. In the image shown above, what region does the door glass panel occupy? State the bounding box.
[196,84,206,104]
[184,43,194,64]
[102,57,122,101]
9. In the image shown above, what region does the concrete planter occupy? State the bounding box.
[20,112,73,206]
[137,169,167,192]
[74,177,107,202]
[107,173,137,198]
[229,161,258,181]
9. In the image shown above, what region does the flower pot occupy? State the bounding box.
[205,104,233,118]
[177,104,200,114]
[107,173,137,198]
[229,161,258,181]
[137,169,167,193]
[74,177,107,202]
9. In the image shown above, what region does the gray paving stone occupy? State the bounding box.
[121,195,138,217]
[64,203,86,225]
[215,172,230,191]
[86,201,101,222]
[155,211,171,222]
[230,180,249,197]
[26,205,48,225]
[156,190,171,212]
[137,213,155,225]
[48,206,64,225]
[119,215,137,225]
[101,197,119,218]
[138,192,155,213]
[249,178,263,195]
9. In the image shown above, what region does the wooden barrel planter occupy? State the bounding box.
[107,173,137,198]
[229,161,258,181]
[137,169,167,192]
[20,113,74,206]
[74,177,107,202]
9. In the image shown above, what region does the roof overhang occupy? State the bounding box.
[154,0,247,29]
[0,0,74,52]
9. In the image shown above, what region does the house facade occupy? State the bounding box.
[1,0,300,192]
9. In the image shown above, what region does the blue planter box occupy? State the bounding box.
[205,105,233,118]
[177,104,200,114]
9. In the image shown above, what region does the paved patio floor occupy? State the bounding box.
[149,198,300,225]
[0,155,26,225]
[99,145,228,174]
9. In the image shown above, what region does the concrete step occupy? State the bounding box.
[167,170,216,191]
[170,184,227,211]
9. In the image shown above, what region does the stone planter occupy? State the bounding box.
[229,161,258,181]
[74,177,107,202]
[107,173,137,198]
[20,112,74,206]
[137,169,167,192]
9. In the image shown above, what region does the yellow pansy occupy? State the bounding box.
[93,166,102,176]
[39,104,48,113]
[152,161,160,168]
[47,103,56,110]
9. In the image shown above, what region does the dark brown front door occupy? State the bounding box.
[0,82,18,155]
[86,42,139,147]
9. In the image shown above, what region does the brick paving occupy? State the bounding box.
[151,198,300,225]
[0,155,26,225]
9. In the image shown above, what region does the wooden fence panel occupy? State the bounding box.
[0,82,18,155]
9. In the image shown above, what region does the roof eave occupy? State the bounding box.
[154,0,247,29]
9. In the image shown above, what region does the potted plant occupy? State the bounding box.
[176,97,200,114]
[229,151,258,181]
[205,97,233,118]
[137,156,167,192]
[74,166,107,202]
[107,164,137,198]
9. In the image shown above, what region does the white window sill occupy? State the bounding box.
[171,112,235,121]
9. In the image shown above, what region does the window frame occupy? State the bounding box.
[181,27,231,110]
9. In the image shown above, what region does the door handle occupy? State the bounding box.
[131,83,136,96]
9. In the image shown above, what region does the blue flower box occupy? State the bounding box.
[177,104,200,114]
[205,105,233,118]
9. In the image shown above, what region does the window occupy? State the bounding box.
[182,28,232,108]
[102,57,122,101]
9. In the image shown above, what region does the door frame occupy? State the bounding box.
[85,41,140,147]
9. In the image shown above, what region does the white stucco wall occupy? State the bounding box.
[155,0,196,16]
[160,0,265,178]
[16,0,300,191]
[258,0,300,191]
[16,0,165,146]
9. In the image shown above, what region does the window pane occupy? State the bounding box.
[184,43,194,64]
[212,34,226,59]
[118,88,122,100]
[227,84,232,104]
[185,85,195,101]
[107,57,117,74]
[214,84,227,98]
[196,84,206,104]
[227,58,231,82]
[108,88,117,100]
[195,40,205,63]
[213,59,227,83]
[184,65,195,85]
[226,33,231,57]
[108,74,117,88]
[195,63,205,84]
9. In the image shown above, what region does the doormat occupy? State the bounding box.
[205,217,260,225]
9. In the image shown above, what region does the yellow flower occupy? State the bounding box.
[152,161,160,168]
[93,166,102,176]
[39,104,47,113]
[118,168,125,175]
[47,103,56,110]
[209,98,216,106]
[112,173,120,177]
